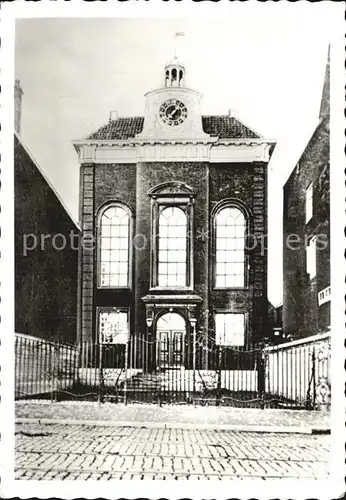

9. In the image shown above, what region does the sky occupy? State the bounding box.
[15,11,334,306]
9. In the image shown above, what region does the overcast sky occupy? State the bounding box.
[15,11,334,306]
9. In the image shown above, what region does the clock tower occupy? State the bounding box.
[136,56,213,143]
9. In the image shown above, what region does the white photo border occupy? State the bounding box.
[0,2,345,499]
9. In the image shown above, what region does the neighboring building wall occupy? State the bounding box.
[14,80,23,135]
[283,57,330,339]
[268,302,283,339]
[15,135,79,343]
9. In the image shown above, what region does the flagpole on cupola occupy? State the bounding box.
[165,32,186,88]
[174,31,185,59]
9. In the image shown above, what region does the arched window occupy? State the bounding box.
[149,181,194,289]
[158,206,187,287]
[98,204,131,288]
[179,69,184,85]
[215,207,246,288]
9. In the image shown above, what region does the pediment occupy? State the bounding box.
[149,181,194,196]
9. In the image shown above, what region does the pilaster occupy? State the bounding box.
[80,163,95,343]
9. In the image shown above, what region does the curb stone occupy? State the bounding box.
[15,418,331,434]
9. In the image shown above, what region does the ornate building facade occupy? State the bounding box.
[74,58,274,369]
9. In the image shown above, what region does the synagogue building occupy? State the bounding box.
[74,57,274,370]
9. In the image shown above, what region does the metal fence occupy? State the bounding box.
[14,332,331,409]
[263,332,331,409]
[15,334,77,402]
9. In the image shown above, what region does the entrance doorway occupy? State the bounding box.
[156,312,185,369]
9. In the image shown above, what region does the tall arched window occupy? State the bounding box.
[215,207,246,288]
[98,204,131,288]
[158,206,187,287]
[149,181,194,289]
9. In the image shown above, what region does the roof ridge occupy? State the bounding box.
[85,114,261,141]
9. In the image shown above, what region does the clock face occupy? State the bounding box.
[159,99,188,127]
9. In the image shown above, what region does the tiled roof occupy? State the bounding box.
[86,115,260,141]
[87,117,144,140]
[202,116,260,139]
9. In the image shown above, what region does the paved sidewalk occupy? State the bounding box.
[16,401,331,433]
[15,422,330,480]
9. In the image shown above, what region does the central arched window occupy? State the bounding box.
[149,181,194,290]
[158,206,187,287]
[98,204,131,288]
[215,207,246,288]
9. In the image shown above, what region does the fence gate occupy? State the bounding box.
[119,339,268,407]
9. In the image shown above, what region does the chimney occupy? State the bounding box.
[109,110,118,122]
[14,79,23,135]
[228,108,237,118]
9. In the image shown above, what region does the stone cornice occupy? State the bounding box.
[142,294,203,305]
[73,139,274,164]
[73,138,274,148]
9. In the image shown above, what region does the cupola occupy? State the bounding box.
[164,57,185,88]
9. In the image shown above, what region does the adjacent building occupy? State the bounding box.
[74,57,275,370]
[283,54,330,339]
[15,81,80,344]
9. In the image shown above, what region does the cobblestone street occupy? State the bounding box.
[15,422,330,480]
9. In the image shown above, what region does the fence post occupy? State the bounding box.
[98,342,104,404]
[56,343,61,402]
[259,347,266,410]
[50,344,55,403]
[305,344,316,410]
[51,344,59,403]
[216,346,221,406]
[76,342,81,387]
[191,320,197,394]
[124,336,129,406]
[312,345,316,408]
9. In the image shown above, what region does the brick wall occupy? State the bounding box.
[135,161,209,336]
[283,117,330,338]
[79,163,95,343]
[79,163,137,341]
[15,136,79,344]
[79,159,268,346]
[209,162,268,344]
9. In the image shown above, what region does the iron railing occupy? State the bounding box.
[263,332,331,409]
[14,332,331,409]
[15,334,77,402]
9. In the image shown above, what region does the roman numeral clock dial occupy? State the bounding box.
[159,99,188,127]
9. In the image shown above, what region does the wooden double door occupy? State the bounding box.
[157,330,185,368]
[156,312,186,369]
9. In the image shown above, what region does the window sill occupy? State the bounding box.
[215,344,245,348]
[150,286,193,292]
[97,285,132,290]
[213,287,249,291]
